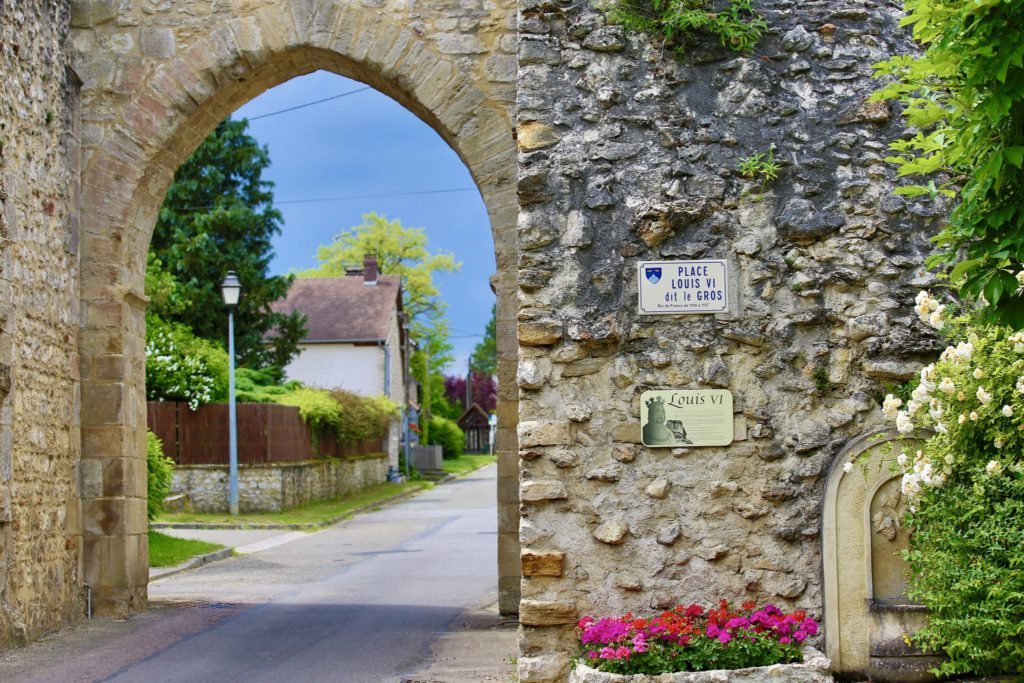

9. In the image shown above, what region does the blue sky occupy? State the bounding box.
[232,70,495,374]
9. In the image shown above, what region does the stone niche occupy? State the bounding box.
[822,432,941,681]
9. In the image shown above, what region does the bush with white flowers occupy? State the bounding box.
[879,293,1024,678]
[145,314,228,410]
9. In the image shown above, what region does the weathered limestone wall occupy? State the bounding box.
[515,0,939,678]
[0,1,83,645]
[171,456,388,513]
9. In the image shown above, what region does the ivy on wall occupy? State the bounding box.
[608,0,765,53]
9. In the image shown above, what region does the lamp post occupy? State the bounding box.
[221,271,242,516]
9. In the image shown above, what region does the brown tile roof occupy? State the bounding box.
[272,276,402,342]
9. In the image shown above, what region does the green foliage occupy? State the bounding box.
[327,389,401,445]
[272,387,399,447]
[880,309,1024,676]
[149,117,307,371]
[425,415,465,459]
[469,304,498,376]
[737,146,780,190]
[608,0,765,54]
[302,212,460,322]
[234,367,300,403]
[871,0,1024,326]
[145,312,229,409]
[146,431,175,522]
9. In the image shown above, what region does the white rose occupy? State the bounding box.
[973,368,984,379]
[896,411,914,434]
[1003,405,1014,417]
[977,387,992,405]
[939,378,956,395]
[842,462,854,474]
[897,452,908,467]
[970,411,980,421]
[986,460,1003,475]
[958,413,968,424]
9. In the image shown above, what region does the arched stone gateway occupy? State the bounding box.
[70,0,519,617]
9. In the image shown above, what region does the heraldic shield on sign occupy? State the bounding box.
[645,266,662,284]
[640,389,734,447]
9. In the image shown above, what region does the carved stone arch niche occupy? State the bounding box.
[822,431,941,681]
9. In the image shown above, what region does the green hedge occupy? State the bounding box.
[273,387,399,447]
[425,415,465,459]
[146,431,175,522]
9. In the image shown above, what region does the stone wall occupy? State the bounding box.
[172,455,389,513]
[515,0,939,678]
[0,0,81,647]
[0,1,83,645]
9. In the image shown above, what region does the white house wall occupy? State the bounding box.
[285,344,384,396]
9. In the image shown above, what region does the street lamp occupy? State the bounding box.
[221,271,241,515]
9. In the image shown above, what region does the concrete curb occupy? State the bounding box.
[149,547,234,582]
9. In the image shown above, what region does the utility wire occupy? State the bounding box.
[177,187,479,213]
[245,86,372,121]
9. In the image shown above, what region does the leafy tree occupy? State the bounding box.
[148,117,306,372]
[444,373,497,413]
[305,212,461,438]
[872,0,1024,325]
[469,304,498,376]
[302,212,460,321]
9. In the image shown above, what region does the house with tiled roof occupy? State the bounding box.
[272,255,407,464]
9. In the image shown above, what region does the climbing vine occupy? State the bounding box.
[608,0,765,53]
[872,0,1024,326]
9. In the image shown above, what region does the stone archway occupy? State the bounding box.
[72,0,518,617]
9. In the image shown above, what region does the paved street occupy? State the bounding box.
[0,465,514,683]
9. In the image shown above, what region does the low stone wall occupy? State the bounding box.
[171,456,389,513]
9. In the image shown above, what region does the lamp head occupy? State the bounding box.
[221,271,242,307]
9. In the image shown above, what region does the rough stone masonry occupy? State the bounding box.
[0,0,947,678]
[514,0,941,679]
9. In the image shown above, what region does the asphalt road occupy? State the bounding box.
[5,466,500,683]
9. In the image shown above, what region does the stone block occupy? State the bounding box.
[140,28,176,58]
[520,600,577,626]
[518,322,564,346]
[593,519,628,545]
[518,122,561,151]
[518,420,569,447]
[519,653,570,682]
[522,549,565,577]
[521,480,568,502]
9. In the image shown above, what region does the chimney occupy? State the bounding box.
[363,253,378,286]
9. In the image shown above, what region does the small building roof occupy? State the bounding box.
[457,402,491,427]
[272,275,402,342]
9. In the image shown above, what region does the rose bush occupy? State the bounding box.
[878,293,1024,677]
[575,601,816,675]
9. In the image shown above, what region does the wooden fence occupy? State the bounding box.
[147,401,386,465]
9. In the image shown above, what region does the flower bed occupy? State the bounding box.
[572,602,832,681]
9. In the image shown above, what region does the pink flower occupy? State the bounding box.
[801,618,818,636]
[779,636,791,645]
[632,633,647,653]
[717,631,732,644]
[587,651,598,659]
[615,646,631,659]
[706,624,721,639]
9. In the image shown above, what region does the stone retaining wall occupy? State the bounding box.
[172,456,389,513]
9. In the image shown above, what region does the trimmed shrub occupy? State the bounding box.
[146,431,175,522]
[426,415,464,459]
[273,387,399,447]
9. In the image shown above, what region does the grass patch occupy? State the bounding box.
[442,454,497,477]
[149,531,224,568]
[156,480,432,527]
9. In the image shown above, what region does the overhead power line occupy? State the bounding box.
[245,86,372,121]
[177,187,479,213]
